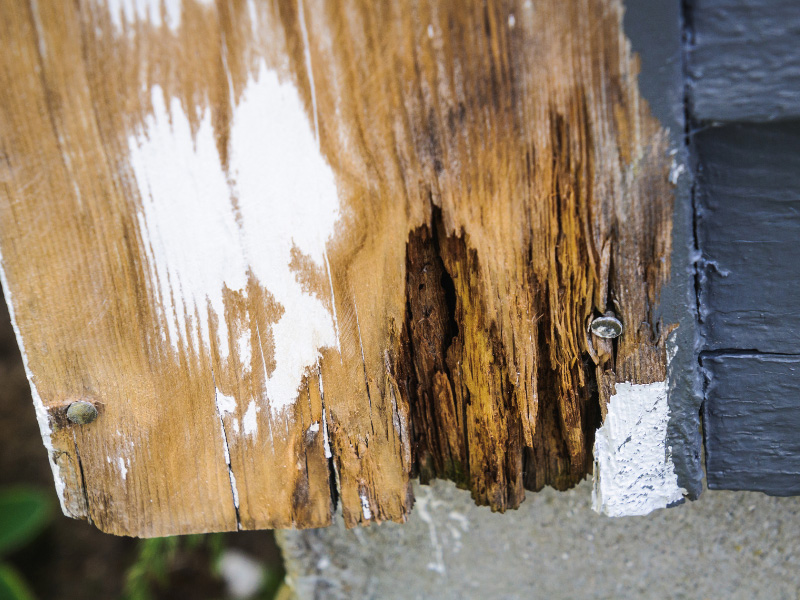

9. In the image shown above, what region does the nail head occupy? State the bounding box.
[590,314,623,339]
[66,401,98,425]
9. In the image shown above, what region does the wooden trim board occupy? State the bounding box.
[0,0,684,536]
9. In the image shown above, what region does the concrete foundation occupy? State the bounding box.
[279,480,800,599]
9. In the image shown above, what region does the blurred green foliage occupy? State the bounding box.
[0,486,53,600]
[123,533,283,600]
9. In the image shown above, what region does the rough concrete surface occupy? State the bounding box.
[279,480,800,599]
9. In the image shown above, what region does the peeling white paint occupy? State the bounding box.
[107,0,183,31]
[669,159,686,185]
[130,61,341,416]
[0,250,68,514]
[230,470,240,510]
[243,400,259,437]
[214,388,240,513]
[592,381,685,517]
[237,330,252,370]
[360,492,372,520]
[216,389,237,416]
[321,409,332,459]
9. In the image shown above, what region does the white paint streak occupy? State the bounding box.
[447,511,469,532]
[592,381,685,517]
[130,62,340,416]
[669,160,686,185]
[230,470,240,510]
[214,388,241,514]
[107,0,183,31]
[237,329,252,370]
[360,492,372,520]
[296,0,318,143]
[446,511,469,554]
[216,389,237,416]
[416,488,446,575]
[0,250,68,514]
[118,457,128,480]
[321,408,332,459]
[243,401,259,437]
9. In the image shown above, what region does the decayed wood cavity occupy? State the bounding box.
[0,0,674,535]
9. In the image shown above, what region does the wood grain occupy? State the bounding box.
[0,0,675,535]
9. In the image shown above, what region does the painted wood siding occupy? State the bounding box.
[687,0,800,123]
[690,0,800,493]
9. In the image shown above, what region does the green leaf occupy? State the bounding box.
[0,488,53,556]
[0,562,36,600]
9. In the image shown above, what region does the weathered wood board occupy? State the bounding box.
[703,354,800,495]
[687,0,800,122]
[0,0,684,536]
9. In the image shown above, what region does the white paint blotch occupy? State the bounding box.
[130,62,340,417]
[118,457,128,480]
[321,409,332,458]
[243,401,259,437]
[308,422,320,433]
[216,390,237,416]
[107,0,183,31]
[592,381,685,517]
[237,329,252,370]
[669,160,686,185]
[360,492,372,520]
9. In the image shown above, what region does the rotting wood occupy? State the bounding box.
[0,0,677,536]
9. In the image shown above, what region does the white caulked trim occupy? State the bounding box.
[592,380,685,517]
[0,250,69,515]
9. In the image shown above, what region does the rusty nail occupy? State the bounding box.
[66,401,98,425]
[590,312,623,339]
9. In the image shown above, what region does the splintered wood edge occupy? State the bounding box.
[0,0,681,535]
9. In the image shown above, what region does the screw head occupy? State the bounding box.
[66,401,98,425]
[590,314,623,339]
